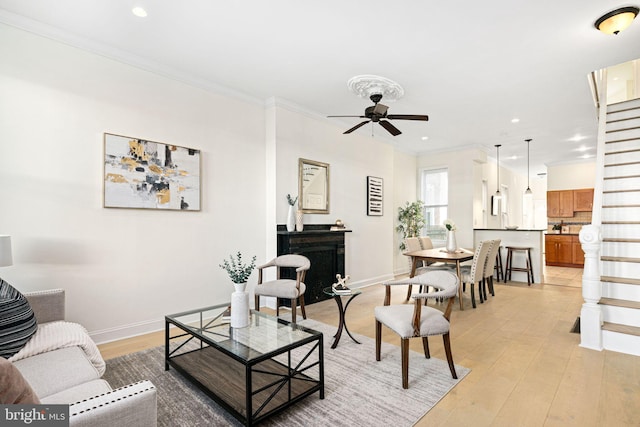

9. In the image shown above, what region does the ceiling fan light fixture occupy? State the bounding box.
[595,6,639,35]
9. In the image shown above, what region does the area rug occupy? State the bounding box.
[103,319,470,426]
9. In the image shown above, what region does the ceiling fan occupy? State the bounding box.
[328,93,429,136]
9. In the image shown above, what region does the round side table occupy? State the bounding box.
[322,287,362,349]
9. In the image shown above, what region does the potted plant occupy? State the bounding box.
[219,251,257,290]
[396,201,425,251]
[219,252,256,328]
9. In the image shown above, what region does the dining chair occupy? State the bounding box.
[253,254,310,324]
[482,239,501,299]
[375,270,459,389]
[460,240,492,308]
[404,237,450,299]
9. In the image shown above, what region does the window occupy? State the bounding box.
[420,168,448,240]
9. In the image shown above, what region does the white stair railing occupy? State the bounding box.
[580,69,606,351]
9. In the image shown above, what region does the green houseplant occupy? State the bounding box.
[396,201,426,251]
[219,251,257,284]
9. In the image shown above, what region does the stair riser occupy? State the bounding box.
[600,304,640,327]
[601,241,640,257]
[605,127,640,142]
[602,260,640,277]
[602,330,640,356]
[606,117,640,131]
[603,163,640,177]
[601,206,640,221]
[601,191,640,205]
[602,282,640,301]
[605,138,640,152]
[604,150,640,164]
[608,98,640,112]
[603,176,640,192]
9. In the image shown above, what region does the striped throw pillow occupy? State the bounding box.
[0,279,38,359]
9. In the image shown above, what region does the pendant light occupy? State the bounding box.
[524,139,532,195]
[494,144,502,199]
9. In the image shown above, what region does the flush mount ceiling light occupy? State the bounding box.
[347,75,404,101]
[594,6,639,35]
[132,6,148,18]
[494,144,502,199]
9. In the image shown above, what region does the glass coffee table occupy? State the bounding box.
[165,304,324,426]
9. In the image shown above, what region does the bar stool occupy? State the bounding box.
[494,246,504,282]
[504,246,534,286]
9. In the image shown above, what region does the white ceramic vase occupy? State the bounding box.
[286,205,295,232]
[295,210,304,231]
[445,230,457,253]
[230,282,250,328]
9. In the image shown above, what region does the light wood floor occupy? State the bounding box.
[98,269,638,426]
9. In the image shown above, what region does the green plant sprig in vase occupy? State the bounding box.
[219,251,257,284]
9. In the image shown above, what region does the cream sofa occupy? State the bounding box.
[10,289,157,427]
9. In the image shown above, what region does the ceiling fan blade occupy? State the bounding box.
[386,114,429,121]
[344,120,370,134]
[379,120,402,136]
[328,115,367,118]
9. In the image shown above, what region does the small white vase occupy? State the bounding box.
[295,210,304,231]
[286,205,295,232]
[445,230,457,253]
[230,282,250,328]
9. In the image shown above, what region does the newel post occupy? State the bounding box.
[579,225,603,351]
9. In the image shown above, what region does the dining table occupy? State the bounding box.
[403,247,475,310]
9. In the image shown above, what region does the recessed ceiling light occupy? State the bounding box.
[421,136,429,141]
[511,118,520,123]
[509,155,518,160]
[132,7,147,17]
[580,154,593,159]
[574,146,593,152]
[568,134,587,142]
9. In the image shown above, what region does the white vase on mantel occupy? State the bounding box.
[230,282,250,328]
[445,230,457,253]
[286,205,296,232]
[295,210,304,231]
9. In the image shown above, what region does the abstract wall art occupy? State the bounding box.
[367,176,383,216]
[103,133,201,210]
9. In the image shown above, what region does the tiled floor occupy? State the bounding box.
[543,265,584,288]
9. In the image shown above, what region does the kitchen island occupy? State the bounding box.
[474,228,546,284]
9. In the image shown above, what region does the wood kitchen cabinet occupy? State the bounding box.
[547,190,574,217]
[573,188,594,212]
[545,234,583,267]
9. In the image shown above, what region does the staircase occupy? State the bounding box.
[597,97,640,355]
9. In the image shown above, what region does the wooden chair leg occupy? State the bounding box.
[290,300,296,324]
[276,298,280,317]
[442,333,457,379]
[489,276,495,296]
[375,321,382,361]
[299,295,307,319]
[401,338,409,389]
[422,337,431,359]
[405,284,413,302]
[479,279,485,303]
[254,295,260,312]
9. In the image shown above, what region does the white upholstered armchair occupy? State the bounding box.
[375,270,459,389]
[253,254,310,324]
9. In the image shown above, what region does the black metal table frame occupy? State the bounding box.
[165,309,324,427]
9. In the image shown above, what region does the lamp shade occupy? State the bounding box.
[0,235,13,267]
[595,7,639,35]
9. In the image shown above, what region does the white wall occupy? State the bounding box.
[416,149,485,252]
[547,162,596,190]
[393,151,417,274]
[0,24,267,342]
[0,24,401,343]
[274,106,396,286]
